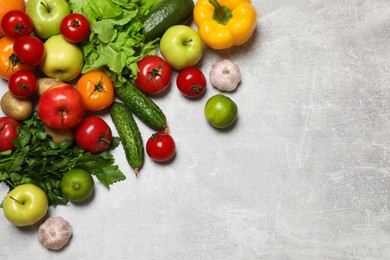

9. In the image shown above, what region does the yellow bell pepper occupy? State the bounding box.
[193,0,257,50]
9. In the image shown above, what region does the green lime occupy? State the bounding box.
[60,169,94,202]
[204,94,238,128]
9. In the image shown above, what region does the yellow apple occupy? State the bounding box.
[2,184,48,227]
[40,35,84,82]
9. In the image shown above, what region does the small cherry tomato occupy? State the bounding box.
[13,35,45,66]
[0,36,34,80]
[146,132,176,162]
[1,10,33,39]
[8,70,38,98]
[75,116,112,153]
[176,67,207,98]
[76,70,114,111]
[0,117,20,152]
[135,55,172,95]
[60,13,90,43]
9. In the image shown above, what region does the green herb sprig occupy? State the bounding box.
[0,114,125,206]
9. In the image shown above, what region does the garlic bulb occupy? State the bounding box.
[209,59,241,91]
[38,216,72,250]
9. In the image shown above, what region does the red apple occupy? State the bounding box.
[37,84,85,130]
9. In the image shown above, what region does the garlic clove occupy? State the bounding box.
[209,59,241,92]
[38,216,72,250]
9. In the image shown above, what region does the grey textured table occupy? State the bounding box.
[1,0,390,259]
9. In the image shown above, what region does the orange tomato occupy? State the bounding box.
[76,70,114,111]
[0,37,35,80]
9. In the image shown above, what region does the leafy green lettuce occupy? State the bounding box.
[67,0,160,87]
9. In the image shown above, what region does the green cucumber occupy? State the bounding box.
[110,102,144,175]
[115,81,167,130]
[142,0,195,42]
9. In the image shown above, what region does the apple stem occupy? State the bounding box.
[10,196,25,205]
[40,2,52,13]
[59,109,66,126]
[184,38,193,46]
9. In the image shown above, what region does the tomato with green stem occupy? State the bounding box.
[60,13,90,43]
[76,70,114,111]
[1,10,33,39]
[146,131,176,162]
[135,55,172,95]
[75,116,113,153]
[8,70,38,98]
[176,67,207,98]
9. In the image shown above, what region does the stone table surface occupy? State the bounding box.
[1,0,390,259]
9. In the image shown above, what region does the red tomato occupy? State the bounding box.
[146,132,176,162]
[135,55,172,95]
[176,67,207,98]
[1,10,33,39]
[13,35,45,66]
[0,117,20,152]
[8,70,38,98]
[60,13,90,43]
[75,116,112,153]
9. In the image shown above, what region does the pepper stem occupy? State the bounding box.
[209,0,232,25]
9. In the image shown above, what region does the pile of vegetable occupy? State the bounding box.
[67,0,159,86]
[0,0,257,251]
[0,114,124,206]
[68,0,194,87]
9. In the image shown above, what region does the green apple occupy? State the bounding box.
[2,184,48,227]
[40,34,84,82]
[159,25,203,70]
[26,0,71,39]
[204,94,238,129]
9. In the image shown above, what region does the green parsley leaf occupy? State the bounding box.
[0,114,126,206]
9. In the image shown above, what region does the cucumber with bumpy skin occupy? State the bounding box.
[110,102,144,175]
[142,0,194,42]
[115,81,167,131]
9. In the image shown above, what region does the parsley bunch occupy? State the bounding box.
[0,114,126,206]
